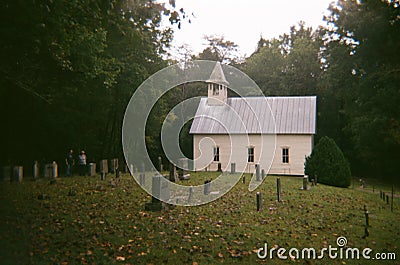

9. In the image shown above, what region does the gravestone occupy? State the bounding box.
[110,158,118,173]
[302,176,308,190]
[188,186,194,202]
[145,175,169,211]
[261,169,266,180]
[44,164,53,178]
[204,180,211,195]
[141,161,145,173]
[230,163,236,174]
[256,192,262,211]
[178,158,188,172]
[158,156,162,172]
[52,161,58,179]
[152,175,170,202]
[277,177,282,202]
[139,173,146,186]
[169,163,177,182]
[13,166,23,182]
[33,161,39,180]
[100,159,108,180]
[2,166,11,182]
[255,164,260,181]
[89,163,96,176]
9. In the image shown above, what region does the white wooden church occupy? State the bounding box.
[189,62,317,175]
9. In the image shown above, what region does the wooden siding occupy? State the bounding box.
[193,134,312,176]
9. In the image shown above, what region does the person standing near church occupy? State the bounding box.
[65,149,74,177]
[78,150,87,176]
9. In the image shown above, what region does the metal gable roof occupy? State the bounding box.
[189,96,317,134]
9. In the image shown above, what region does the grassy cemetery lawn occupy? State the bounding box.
[0,173,399,264]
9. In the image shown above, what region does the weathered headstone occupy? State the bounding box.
[179,158,188,172]
[13,166,23,182]
[256,192,262,211]
[158,156,162,172]
[255,164,260,181]
[204,180,211,195]
[110,158,118,173]
[230,163,236,174]
[363,205,370,238]
[141,161,145,173]
[302,176,308,190]
[139,173,146,186]
[364,205,369,227]
[52,161,58,179]
[188,186,194,202]
[33,161,39,180]
[261,169,266,180]
[277,177,282,202]
[2,166,11,182]
[169,163,177,182]
[152,175,170,202]
[217,163,222,172]
[89,163,96,176]
[145,175,169,211]
[44,164,53,178]
[100,159,108,180]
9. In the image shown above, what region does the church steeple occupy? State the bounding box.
[207,62,229,106]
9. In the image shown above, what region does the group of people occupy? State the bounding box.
[65,149,88,177]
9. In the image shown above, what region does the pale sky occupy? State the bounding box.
[165,0,335,58]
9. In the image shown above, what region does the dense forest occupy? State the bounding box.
[0,0,399,181]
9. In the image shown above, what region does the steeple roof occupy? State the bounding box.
[206,62,229,86]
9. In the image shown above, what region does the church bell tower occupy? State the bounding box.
[207,62,229,106]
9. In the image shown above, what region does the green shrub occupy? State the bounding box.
[305,136,351,188]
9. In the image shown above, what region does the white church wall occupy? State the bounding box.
[193,134,312,175]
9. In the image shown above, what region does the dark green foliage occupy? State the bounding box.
[0,0,187,167]
[305,136,351,188]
